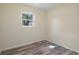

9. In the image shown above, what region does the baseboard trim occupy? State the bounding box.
[47,40,79,53]
[1,39,44,52]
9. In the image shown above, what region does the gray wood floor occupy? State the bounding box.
[1,40,79,55]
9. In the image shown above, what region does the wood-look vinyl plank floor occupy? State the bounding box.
[1,40,79,55]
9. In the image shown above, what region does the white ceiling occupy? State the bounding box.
[27,3,58,10]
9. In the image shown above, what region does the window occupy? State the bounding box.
[22,12,35,27]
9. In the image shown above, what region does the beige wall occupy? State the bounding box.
[46,4,79,53]
[0,4,46,50]
[0,4,3,50]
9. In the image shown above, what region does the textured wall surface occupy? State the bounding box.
[46,4,79,53]
[0,4,45,50]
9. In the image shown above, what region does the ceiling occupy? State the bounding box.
[27,3,58,10]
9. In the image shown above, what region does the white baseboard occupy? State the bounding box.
[47,40,79,53]
[1,39,44,52]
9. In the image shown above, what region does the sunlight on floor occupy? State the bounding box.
[48,45,56,48]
